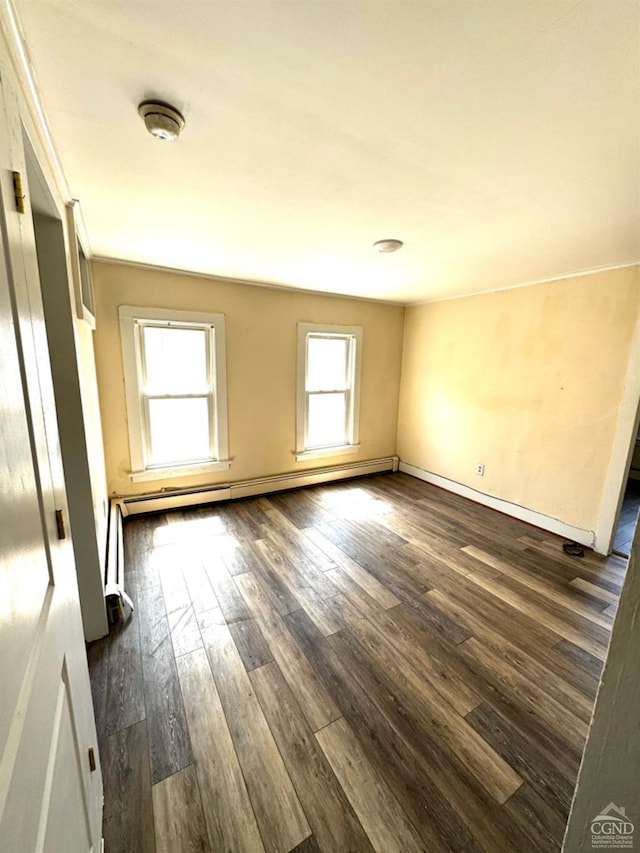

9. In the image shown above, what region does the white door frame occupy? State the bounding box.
[25,133,109,640]
[594,308,640,554]
[0,16,103,852]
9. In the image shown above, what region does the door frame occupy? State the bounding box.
[594,306,640,554]
[23,130,108,640]
[0,38,103,849]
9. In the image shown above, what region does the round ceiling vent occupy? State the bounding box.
[138,101,185,141]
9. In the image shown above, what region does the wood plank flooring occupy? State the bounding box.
[613,478,640,556]
[88,473,626,852]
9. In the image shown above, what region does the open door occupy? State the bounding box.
[0,59,102,852]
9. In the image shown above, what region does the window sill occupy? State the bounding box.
[130,459,231,483]
[295,444,360,462]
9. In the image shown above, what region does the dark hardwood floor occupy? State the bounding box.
[88,473,626,852]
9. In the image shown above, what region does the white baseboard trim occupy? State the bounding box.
[399,461,595,548]
[119,456,399,516]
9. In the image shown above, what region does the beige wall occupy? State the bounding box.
[397,266,640,532]
[93,261,405,496]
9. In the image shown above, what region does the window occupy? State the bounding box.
[296,323,362,461]
[119,306,229,482]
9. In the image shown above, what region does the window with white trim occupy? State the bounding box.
[119,306,229,482]
[296,323,362,461]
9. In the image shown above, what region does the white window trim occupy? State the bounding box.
[296,322,362,462]
[119,305,230,482]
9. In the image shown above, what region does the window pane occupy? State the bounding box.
[307,392,347,448]
[147,397,211,465]
[307,336,348,391]
[143,326,208,394]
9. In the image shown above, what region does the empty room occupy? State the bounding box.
[0,2,639,853]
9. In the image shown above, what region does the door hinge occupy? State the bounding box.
[55,509,66,540]
[88,747,97,772]
[12,171,25,214]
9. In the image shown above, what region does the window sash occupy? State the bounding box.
[305,389,352,449]
[138,321,213,395]
[120,306,229,481]
[303,332,356,451]
[135,320,218,470]
[305,332,350,392]
[142,393,216,466]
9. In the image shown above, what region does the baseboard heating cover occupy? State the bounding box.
[115,456,399,517]
[104,500,133,624]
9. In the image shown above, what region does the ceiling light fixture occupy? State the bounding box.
[373,239,403,253]
[138,100,185,141]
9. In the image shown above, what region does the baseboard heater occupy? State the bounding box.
[104,500,133,624]
[117,455,399,517]
[104,456,398,622]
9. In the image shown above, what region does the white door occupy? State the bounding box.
[0,64,103,852]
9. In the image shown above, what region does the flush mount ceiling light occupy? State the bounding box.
[373,239,403,253]
[138,100,185,141]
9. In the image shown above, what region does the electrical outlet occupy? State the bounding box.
[476,463,485,476]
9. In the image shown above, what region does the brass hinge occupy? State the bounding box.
[12,171,25,214]
[55,509,66,540]
[88,747,96,772]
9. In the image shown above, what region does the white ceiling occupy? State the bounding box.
[14,0,640,303]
